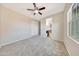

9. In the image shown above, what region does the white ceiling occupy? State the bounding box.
[2,3,65,20]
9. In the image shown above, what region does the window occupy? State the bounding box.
[67,3,79,42]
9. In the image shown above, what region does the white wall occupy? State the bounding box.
[41,19,47,37]
[52,12,64,42]
[52,22,60,40]
[31,20,39,36]
[0,5,39,47]
[0,5,1,46]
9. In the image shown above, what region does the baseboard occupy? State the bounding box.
[0,35,38,48]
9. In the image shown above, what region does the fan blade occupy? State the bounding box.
[33,3,36,8]
[39,7,45,10]
[38,12,42,15]
[27,9,34,11]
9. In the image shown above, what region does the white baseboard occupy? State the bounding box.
[0,35,38,48]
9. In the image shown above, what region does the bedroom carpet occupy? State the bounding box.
[0,36,69,56]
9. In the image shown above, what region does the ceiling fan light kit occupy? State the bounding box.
[34,10,39,13]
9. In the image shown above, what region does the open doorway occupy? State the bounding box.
[46,18,52,38]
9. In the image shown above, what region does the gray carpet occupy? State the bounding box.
[0,36,69,56]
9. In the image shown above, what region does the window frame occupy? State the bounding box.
[67,3,79,44]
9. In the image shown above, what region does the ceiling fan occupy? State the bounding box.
[27,3,46,15]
